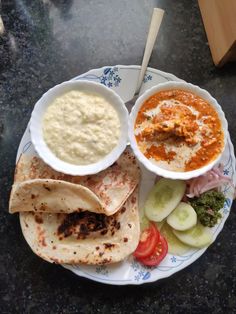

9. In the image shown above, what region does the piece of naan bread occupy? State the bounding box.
[14,149,140,215]
[9,179,103,214]
[20,188,140,265]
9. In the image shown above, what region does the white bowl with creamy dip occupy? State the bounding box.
[30,80,129,175]
[129,81,228,180]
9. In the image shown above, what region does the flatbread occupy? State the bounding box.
[15,149,140,215]
[9,179,103,214]
[20,188,140,265]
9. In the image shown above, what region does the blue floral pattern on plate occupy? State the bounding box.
[131,260,151,282]
[76,66,153,88]
[95,265,109,277]
[76,66,122,88]
[143,74,152,83]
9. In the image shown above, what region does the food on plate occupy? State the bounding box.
[133,222,168,266]
[9,179,103,214]
[10,149,141,265]
[166,202,197,231]
[10,71,234,281]
[42,90,121,165]
[140,214,165,232]
[172,222,213,248]
[187,163,233,198]
[186,165,231,227]
[140,214,150,231]
[133,222,159,259]
[189,190,225,227]
[144,178,186,222]
[11,134,232,267]
[20,188,140,265]
[137,234,168,267]
[14,149,140,216]
[134,89,224,172]
[140,163,233,252]
[155,220,165,231]
[161,223,191,255]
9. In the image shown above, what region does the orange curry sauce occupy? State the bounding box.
[135,89,224,172]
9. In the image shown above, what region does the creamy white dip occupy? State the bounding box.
[42,90,121,165]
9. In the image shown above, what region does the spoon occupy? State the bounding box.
[126,8,164,111]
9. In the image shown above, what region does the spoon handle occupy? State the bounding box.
[135,8,165,94]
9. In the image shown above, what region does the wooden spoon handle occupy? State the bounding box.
[136,8,165,93]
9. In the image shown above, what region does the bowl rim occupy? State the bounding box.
[30,80,129,176]
[128,81,228,180]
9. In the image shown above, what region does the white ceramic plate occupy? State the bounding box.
[17,65,235,285]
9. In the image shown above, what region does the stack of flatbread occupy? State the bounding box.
[9,149,141,265]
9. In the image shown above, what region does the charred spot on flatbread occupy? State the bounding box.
[57,212,109,239]
[19,187,140,265]
[57,209,126,240]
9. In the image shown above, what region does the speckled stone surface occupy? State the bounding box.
[0,0,236,313]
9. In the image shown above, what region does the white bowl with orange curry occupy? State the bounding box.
[129,82,228,180]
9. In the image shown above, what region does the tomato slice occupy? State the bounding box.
[133,223,159,259]
[138,235,168,266]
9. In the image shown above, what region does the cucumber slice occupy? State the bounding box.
[140,214,150,231]
[155,220,165,231]
[140,214,165,232]
[167,202,197,231]
[144,178,186,222]
[161,223,191,255]
[172,223,213,248]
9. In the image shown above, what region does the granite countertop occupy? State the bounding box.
[0,0,236,313]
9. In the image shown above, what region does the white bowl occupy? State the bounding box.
[129,81,228,180]
[30,80,128,175]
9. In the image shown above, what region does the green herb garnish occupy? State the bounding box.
[189,190,225,227]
